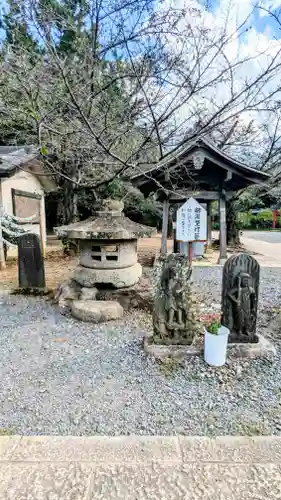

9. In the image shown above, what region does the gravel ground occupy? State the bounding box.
[0,266,281,436]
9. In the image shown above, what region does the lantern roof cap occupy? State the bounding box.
[54,199,155,240]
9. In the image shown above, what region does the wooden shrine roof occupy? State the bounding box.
[131,137,270,199]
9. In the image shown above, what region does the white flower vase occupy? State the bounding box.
[204,326,230,367]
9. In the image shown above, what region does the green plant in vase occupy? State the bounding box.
[200,313,221,334]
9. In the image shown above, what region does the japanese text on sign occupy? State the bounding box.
[176,198,207,242]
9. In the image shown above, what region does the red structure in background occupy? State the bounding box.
[272,209,281,229]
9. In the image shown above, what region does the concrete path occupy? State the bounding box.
[0,436,281,499]
[241,235,281,266]
[243,231,281,244]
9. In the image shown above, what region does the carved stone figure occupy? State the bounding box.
[152,254,199,345]
[222,253,260,343]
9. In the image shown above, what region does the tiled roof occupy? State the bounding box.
[0,146,38,177]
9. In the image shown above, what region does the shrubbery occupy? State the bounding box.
[212,209,278,230]
[237,210,275,230]
[99,179,162,229]
[45,179,163,231]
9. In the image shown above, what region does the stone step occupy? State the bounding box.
[0,436,280,498]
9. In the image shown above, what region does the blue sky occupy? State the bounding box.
[254,9,280,35]
[1,0,281,45]
[199,0,281,38]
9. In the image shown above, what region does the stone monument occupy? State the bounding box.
[222,253,260,343]
[152,254,199,345]
[18,233,46,289]
[144,252,275,362]
[54,199,154,322]
[55,199,153,290]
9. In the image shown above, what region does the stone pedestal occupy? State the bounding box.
[143,333,202,362]
[228,335,276,359]
[144,333,276,362]
[73,263,142,289]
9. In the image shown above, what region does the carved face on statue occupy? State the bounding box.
[239,272,251,287]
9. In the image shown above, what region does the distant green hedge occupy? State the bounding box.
[239,210,275,229]
[213,209,277,230]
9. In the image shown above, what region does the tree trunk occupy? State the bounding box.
[226,197,240,246]
[72,191,79,222]
[59,181,78,225]
[58,181,79,256]
[57,157,80,225]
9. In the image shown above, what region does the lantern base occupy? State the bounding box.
[73,263,142,289]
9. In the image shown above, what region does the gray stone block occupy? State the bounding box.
[71,300,123,323]
[89,463,281,499]
[179,436,281,463]
[0,463,93,500]
[10,436,180,463]
[228,334,276,359]
[143,333,202,362]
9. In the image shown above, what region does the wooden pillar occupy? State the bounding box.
[173,203,180,253]
[218,193,227,264]
[161,197,169,254]
[173,227,179,253]
[207,201,212,247]
[0,183,6,270]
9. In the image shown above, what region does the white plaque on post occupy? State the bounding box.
[176,197,207,242]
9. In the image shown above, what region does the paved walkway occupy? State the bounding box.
[241,235,281,266]
[0,436,281,498]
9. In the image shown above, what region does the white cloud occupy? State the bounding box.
[150,0,281,151]
[259,0,281,16]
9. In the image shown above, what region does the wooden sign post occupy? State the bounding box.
[176,198,207,264]
[0,206,6,270]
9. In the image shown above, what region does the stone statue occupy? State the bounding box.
[222,253,260,343]
[152,254,199,345]
[165,268,185,328]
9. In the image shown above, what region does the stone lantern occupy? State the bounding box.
[55,199,154,290]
